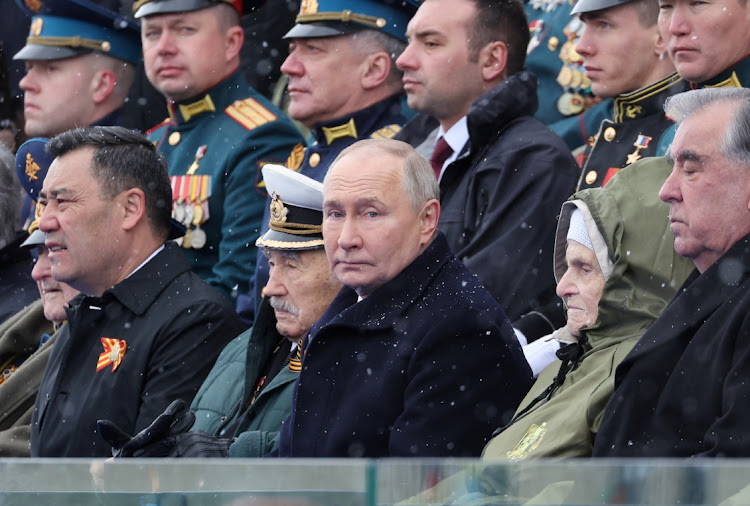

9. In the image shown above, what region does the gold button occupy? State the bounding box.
[585,171,597,185]
[604,127,616,142]
[309,152,320,168]
[548,36,559,52]
[169,132,180,145]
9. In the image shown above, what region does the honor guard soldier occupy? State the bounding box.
[137,0,304,304]
[524,0,614,149]
[14,0,140,138]
[572,0,688,190]
[239,0,417,320]
[13,0,141,229]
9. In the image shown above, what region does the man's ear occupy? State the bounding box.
[419,199,441,244]
[91,69,117,104]
[360,51,391,90]
[225,25,244,63]
[480,40,508,82]
[119,188,147,232]
[654,32,667,58]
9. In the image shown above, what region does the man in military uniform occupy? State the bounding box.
[136,0,304,304]
[238,0,416,320]
[13,0,141,230]
[524,0,613,149]
[512,0,685,345]
[573,0,687,188]
[14,0,140,138]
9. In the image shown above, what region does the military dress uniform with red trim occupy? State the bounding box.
[146,71,303,302]
[577,72,690,190]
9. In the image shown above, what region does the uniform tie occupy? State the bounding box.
[430,137,453,178]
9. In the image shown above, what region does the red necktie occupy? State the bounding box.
[430,137,453,178]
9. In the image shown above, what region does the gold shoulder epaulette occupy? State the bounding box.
[225,98,278,131]
[286,143,306,172]
[370,124,402,140]
[145,117,170,136]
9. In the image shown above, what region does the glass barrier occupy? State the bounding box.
[2,458,750,505]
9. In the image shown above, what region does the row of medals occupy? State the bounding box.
[556,17,591,117]
[174,200,208,249]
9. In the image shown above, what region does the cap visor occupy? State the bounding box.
[21,229,46,248]
[13,44,85,61]
[571,0,631,14]
[283,22,358,39]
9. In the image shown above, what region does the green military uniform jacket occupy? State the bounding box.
[0,300,56,456]
[147,71,303,301]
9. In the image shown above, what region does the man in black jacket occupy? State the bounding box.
[30,126,245,457]
[594,88,750,458]
[395,0,579,320]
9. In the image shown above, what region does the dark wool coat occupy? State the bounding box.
[31,243,245,457]
[594,231,750,457]
[272,234,533,458]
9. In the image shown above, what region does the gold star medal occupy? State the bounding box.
[626,134,652,165]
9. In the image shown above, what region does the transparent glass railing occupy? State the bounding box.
[2,458,750,505]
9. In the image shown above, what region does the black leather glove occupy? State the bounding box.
[170,431,232,458]
[97,399,196,458]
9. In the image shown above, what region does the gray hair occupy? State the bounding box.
[0,144,21,249]
[350,29,406,86]
[665,87,750,167]
[327,138,439,212]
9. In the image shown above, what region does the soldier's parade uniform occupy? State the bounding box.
[13,0,142,229]
[577,73,689,190]
[135,0,304,303]
[238,0,416,320]
[286,94,409,182]
[524,0,613,149]
[145,71,303,301]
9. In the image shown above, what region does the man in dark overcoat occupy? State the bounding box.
[271,138,533,458]
[594,87,750,458]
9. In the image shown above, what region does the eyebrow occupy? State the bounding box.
[668,149,703,165]
[323,196,384,209]
[38,187,70,200]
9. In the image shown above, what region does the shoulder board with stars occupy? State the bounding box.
[145,117,171,136]
[225,98,278,131]
[369,124,402,140]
